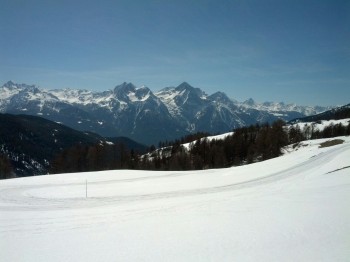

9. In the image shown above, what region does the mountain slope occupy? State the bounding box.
[0,113,107,176]
[156,82,327,134]
[0,81,333,144]
[0,113,146,177]
[289,103,350,123]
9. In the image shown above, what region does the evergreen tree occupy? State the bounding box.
[288,125,304,144]
[0,154,14,179]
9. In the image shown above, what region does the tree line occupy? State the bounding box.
[2,120,348,178]
[50,143,140,174]
[0,154,14,179]
[146,120,288,170]
[49,120,350,174]
[288,121,350,143]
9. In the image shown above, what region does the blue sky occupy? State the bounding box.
[1,0,349,106]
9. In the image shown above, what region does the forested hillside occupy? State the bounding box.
[50,119,350,174]
[0,113,146,178]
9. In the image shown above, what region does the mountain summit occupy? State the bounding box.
[0,81,332,145]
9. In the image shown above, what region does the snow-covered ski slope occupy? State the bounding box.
[1,137,350,261]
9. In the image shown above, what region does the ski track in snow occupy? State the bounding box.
[0,143,347,211]
[1,137,350,261]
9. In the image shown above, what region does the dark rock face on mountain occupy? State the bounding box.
[155,82,329,136]
[0,81,332,145]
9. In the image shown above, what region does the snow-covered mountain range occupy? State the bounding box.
[0,81,331,144]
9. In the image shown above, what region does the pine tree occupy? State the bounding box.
[288,125,304,144]
[0,154,14,179]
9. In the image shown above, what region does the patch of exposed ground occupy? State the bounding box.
[319,139,344,148]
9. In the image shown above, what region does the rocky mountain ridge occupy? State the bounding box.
[0,81,332,145]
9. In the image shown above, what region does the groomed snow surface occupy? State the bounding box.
[1,137,350,261]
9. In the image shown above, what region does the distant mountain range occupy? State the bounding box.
[0,81,332,145]
[289,103,350,124]
[0,103,348,177]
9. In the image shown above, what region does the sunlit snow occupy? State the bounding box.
[1,137,350,261]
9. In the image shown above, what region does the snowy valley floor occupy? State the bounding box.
[1,137,350,261]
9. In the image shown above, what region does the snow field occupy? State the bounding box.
[1,137,350,261]
[290,118,350,132]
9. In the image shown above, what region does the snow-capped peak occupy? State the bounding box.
[0,80,337,145]
[113,82,136,94]
[243,98,256,106]
[176,81,193,90]
[209,92,232,104]
[175,82,207,98]
[4,80,16,88]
